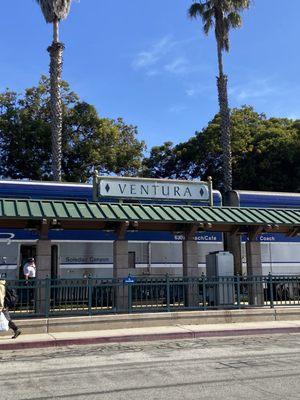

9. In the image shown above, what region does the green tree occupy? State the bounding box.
[63,103,145,182]
[189,0,250,193]
[0,77,145,182]
[36,0,72,181]
[143,106,300,192]
[142,142,178,179]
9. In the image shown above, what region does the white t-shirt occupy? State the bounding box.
[23,263,36,278]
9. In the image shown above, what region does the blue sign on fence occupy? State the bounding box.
[123,276,136,284]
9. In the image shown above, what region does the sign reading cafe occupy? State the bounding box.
[93,174,212,203]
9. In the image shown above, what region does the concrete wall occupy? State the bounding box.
[2,307,300,335]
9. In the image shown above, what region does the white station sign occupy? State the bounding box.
[97,177,210,201]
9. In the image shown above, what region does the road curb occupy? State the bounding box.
[1,326,300,351]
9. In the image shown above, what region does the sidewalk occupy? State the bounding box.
[1,320,300,351]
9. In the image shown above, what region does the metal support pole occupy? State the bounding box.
[202,274,207,310]
[269,273,274,308]
[208,176,213,207]
[236,275,241,309]
[88,276,92,316]
[166,274,170,312]
[45,277,50,318]
[128,283,132,314]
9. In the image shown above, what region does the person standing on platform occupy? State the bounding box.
[23,258,36,281]
[23,257,37,307]
[0,280,21,339]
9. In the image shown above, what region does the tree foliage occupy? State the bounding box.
[189,0,251,53]
[143,106,300,192]
[36,0,72,23]
[0,76,145,182]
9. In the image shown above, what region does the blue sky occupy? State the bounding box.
[1,0,300,151]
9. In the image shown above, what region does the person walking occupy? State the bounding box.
[0,280,21,339]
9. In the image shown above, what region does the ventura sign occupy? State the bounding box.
[94,176,212,203]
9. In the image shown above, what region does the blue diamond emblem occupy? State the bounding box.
[200,188,204,197]
[105,184,110,193]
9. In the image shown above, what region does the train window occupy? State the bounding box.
[128,252,136,269]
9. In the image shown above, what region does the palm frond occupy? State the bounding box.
[189,0,250,51]
[231,0,251,11]
[188,2,205,18]
[203,18,214,35]
[36,0,72,23]
[227,12,242,28]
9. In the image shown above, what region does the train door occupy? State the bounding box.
[19,245,36,279]
[19,244,59,279]
[128,251,136,269]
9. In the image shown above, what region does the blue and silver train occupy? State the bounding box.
[0,180,299,279]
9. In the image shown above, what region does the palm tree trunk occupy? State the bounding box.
[216,41,232,193]
[48,18,64,181]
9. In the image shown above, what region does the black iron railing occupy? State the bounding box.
[5,274,300,318]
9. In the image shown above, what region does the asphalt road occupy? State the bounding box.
[0,334,300,400]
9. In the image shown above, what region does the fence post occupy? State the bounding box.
[269,273,274,308]
[166,274,170,312]
[128,283,132,313]
[88,276,92,316]
[236,275,241,309]
[202,273,207,310]
[45,277,50,318]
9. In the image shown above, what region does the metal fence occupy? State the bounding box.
[6,274,300,318]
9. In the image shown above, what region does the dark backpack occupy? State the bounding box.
[4,287,18,308]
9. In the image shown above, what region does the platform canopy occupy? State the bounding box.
[0,198,299,237]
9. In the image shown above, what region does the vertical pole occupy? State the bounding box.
[208,176,213,207]
[236,274,241,309]
[88,276,92,316]
[269,273,274,309]
[147,241,152,274]
[227,234,243,275]
[182,240,199,308]
[128,283,132,314]
[36,239,52,315]
[246,239,264,306]
[113,239,129,311]
[166,274,170,312]
[202,274,207,310]
[45,277,50,318]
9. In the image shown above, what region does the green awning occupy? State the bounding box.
[0,198,300,228]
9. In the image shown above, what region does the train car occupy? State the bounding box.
[1,181,299,280]
[230,191,300,276]
[0,180,223,279]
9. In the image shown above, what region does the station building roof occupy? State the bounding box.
[0,198,299,236]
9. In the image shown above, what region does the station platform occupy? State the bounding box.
[1,308,300,351]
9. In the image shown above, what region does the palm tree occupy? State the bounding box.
[36,0,72,181]
[189,0,250,193]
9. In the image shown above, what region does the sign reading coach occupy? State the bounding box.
[93,175,212,203]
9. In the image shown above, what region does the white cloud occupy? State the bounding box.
[168,104,187,113]
[132,35,199,77]
[146,69,160,77]
[132,35,175,70]
[164,58,189,75]
[229,78,278,102]
[185,83,214,98]
[186,88,196,97]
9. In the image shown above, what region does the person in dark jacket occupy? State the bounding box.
[0,280,21,339]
